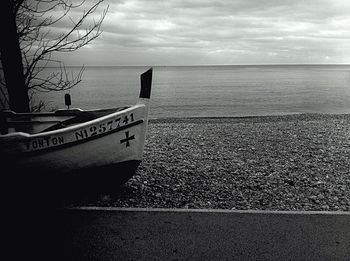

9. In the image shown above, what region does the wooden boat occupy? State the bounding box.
[0,68,152,188]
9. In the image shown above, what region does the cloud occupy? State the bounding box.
[53,0,350,65]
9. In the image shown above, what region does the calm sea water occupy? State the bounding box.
[36,65,350,118]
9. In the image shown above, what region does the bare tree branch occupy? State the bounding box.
[9,0,108,111]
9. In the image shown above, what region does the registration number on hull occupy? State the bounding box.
[74,113,135,141]
[24,113,137,152]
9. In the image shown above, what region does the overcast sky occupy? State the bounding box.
[54,0,350,66]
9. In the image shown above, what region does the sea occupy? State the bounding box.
[35,65,350,119]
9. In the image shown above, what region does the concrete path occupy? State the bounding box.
[56,208,350,261]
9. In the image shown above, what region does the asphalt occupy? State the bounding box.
[20,207,349,261]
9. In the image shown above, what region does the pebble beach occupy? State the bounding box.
[68,113,350,211]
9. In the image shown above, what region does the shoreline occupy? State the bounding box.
[65,113,350,211]
[149,112,350,122]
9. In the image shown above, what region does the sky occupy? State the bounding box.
[52,0,350,66]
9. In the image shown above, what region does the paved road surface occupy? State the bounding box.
[52,208,350,260]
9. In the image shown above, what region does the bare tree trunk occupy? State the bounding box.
[0,1,29,112]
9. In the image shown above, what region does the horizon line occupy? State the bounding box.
[1,63,350,69]
[43,63,350,68]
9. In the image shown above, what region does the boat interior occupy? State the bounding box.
[0,107,129,135]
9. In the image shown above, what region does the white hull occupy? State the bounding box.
[4,105,147,172]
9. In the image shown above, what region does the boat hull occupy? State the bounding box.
[1,104,148,187]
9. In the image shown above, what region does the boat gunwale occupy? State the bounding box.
[3,108,84,117]
[0,104,146,139]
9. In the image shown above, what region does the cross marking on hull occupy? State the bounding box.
[120,131,135,147]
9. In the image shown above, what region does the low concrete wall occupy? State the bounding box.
[58,208,350,261]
